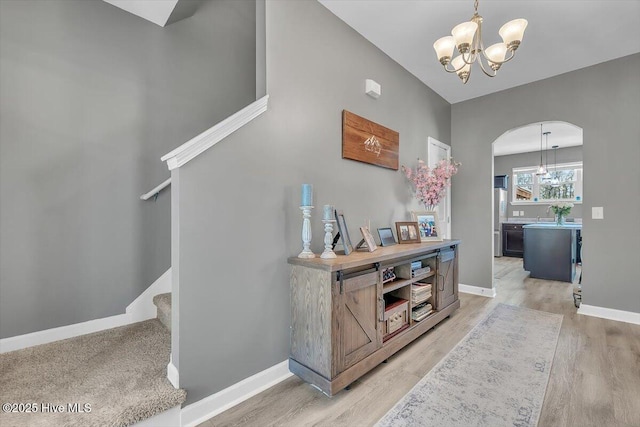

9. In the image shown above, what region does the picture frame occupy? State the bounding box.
[377,227,396,247]
[411,211,443,242]
[395,221,421,244]
[335,210,354,255]
[356,226,378,252]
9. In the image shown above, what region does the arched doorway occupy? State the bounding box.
[491,121,584,296]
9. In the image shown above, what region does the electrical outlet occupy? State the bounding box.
[519,211,525,216]
[592,207,604,219]
[513,211,520,217]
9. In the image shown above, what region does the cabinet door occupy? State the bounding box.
[436,248,458,309]
[503,224,524,257]
[335,270,382,373]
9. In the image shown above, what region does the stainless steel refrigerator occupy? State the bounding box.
[494,188,507,257]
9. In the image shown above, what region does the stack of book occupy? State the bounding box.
[411,283,432,305]
[412,302,433,322]
[412,266,431,277]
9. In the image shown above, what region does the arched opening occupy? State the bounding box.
[491,121,584,301]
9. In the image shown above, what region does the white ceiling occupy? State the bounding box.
[493,121,582,157]
[318,0,640,104]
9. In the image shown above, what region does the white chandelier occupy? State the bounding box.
[433,0,528,84]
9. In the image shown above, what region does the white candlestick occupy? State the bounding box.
[321,220,337,259]
[323,204,333,221]
[298,206,315,258]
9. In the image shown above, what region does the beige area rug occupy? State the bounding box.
[376,304,563,427]
[0,319,185,427]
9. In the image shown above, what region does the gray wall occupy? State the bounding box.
[452,54,640,314]
[494,146,583,219]
[0,0,256,338]
[175,0,451,404]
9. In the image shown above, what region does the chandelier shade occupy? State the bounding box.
[499,19,529,50]
[452,56,471,81]
[433,0,528,83]
[485,43,508,68]
[452,21,478,52]
[434,36,456,64]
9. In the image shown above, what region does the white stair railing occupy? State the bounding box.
[140,178,171,200]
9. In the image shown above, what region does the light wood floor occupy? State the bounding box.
[200,257,640,427]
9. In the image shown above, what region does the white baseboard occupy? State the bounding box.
[0,313,133,354]
[131,404,181,427]
[459,283,497,298]
[577,304,640,325]
[181,360,292,427]
[167,358,179,389]
[0,268,171,354]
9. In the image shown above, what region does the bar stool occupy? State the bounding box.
[573,242,583,308]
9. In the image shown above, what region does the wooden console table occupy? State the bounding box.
[288,240,460,396]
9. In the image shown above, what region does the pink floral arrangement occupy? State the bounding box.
[402,159,460,210]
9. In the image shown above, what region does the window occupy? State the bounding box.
[512,162,583,203]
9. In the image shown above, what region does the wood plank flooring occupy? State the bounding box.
[199,257,640,427]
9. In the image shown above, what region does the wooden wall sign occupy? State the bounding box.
[342,110,399,170]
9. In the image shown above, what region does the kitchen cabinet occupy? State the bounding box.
[523,223,581,282]
[502,223,526,257]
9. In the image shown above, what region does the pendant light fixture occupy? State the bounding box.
[542,131,551,181]
[536,124,547,176]
[550,145,560,188]
[433,0,528,84]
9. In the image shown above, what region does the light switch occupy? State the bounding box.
[513,211,520,217]
[592,207,604,219]
[519,211,525,216]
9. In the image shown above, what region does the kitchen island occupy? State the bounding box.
[523,223,581,282]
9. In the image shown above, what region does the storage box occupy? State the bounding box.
[383,297,409,337]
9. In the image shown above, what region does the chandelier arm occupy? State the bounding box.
[443,64,460,73]
[476,55,497,77]
[444,61,468,73]
[460,50,476,65]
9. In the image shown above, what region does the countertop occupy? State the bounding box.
[503,217,582,225]
[288,239,461,272]
[523,223,582,229]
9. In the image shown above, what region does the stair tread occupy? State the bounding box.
[0,319,185,427]
[153,293,171,332]
[153,292,171,311]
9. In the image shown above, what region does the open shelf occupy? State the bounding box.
[382,270,436,295]
[382,278,413,294]
[413,270,436,281]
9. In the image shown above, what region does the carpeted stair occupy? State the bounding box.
[153,293,172,331]
[0,319,185,427]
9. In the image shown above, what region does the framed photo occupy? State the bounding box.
[377,227,396,247]
[335,210,354,255]
[411,211,443,242]
[356,227,378,252]
[395,222,420,244]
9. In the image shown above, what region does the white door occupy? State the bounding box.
[427,137,452,239]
